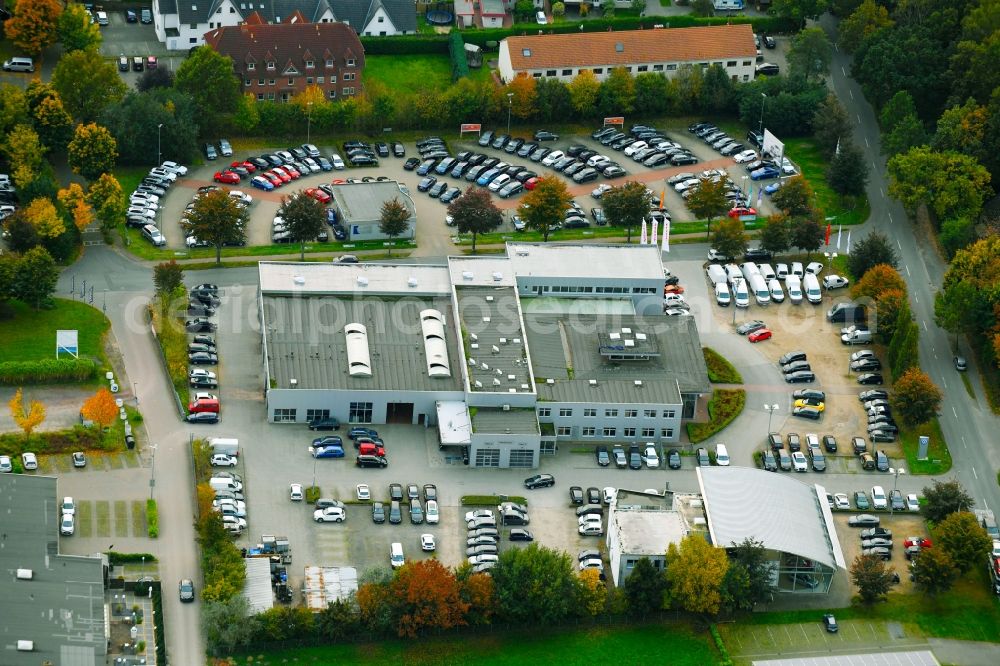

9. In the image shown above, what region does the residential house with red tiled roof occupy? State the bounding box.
[498,25,757,84]
[204,14,364,102]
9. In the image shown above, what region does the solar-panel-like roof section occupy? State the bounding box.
[752,652,940,666]
[697,467,847,571]
[455,286,533,393]
[344,323,372,377]
[420,309,451,378]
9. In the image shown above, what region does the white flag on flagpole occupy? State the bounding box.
[640,219,648,244]
[650,217,658,245]
[836,224,842,250]
[662,219,670,253]
[846,230,852,254]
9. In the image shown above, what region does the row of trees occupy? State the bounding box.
[4,385,121,445]
[203,536,773,654]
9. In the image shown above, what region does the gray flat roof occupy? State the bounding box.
[455,285,533,394]
[610,510,689,556]
[525,312,708,404]
[0,475,105,666]
[262,294,464,391]
[697,467,847,571]
[259,261,451,296]
[471,407,538,435]
[506,242,665,281]
[330,181,415,222]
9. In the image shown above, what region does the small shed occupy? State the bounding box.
[243,557,275,614]
[465,42,483,68]
[302,566,359,612]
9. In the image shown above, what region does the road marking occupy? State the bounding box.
[921,319,926,330]
[849,88,854,100]
[842,66,847,76]
[952,406,958,418]
[880,187,885,197]
[906,265,911,276]
[914,294,919,304]
[896,239,903,250]
[864,136,869,147]
[962,436,967,449]
[972,467,978,480]
[857,114,862,124]
[872,159,878,170]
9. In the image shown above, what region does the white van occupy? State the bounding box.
[740,262,760,281]
[776,263,789,280]
[749,273,770,305]
[390,542,405,568]
[715,443,730,466]
[768,278,785,303]
[733,280,750,308]
[786,275,803,303]
[2,57,34,73]
[758,263,776,281]
[715,282,731,306]
[803,273,822,304]
[210,438,239,457]
[706,264,727,285]
[725,264,742,284]
[209,477,243,492]
[790,262,804,279]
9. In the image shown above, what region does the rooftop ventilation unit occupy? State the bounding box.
[293,275,305,285]
[521,384,530,390]
[481,362,489,370]
[624,339,635,347]
[507,374,516,380]
[492,345,500,354]
[516,250,530,256]
[622,328,632,334]
[486,296,494,302]
[16,641,33,652]
[289,378,298,387]
[635,332,647,341]
[546,378,554,385]
[500,338,507,344]
[609,332,621,340]
[615,42,624,52]
[356,276,368,287]
[16,569,32,580]
[470,333,478,341]
[502,404,510,411]
[492,272,503,281]
[589,379,598,386]
[407,277,418,288]
[513,338,521,344]
[462,271,474,281]
[420,309,451,378]
[508,388,517,393]
[474,380,483,388]
[483,316,491,323]
[496,368,503,375]
[634,380,643,387]
[468,359,477,366]
[471,343,479,349]
[493,378,501,386]
[344,323,372,377]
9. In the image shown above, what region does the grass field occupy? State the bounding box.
[899,417,951,475]
[0,299,110,364]
[783,138,870,227]
[365,55,493,95]
[237,622,719,665]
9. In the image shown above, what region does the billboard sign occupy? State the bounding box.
[460,123,482,134]
[762,129,784,161]
[603,117,625,126]
[56,330,79,358]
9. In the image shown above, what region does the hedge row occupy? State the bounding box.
[361,15,797,55]
[686,389,746,443]
[146,499,159,538]
[0,358,97,384]
[0,425,107,457]
[108,552,158,564]
[449,31,470,81]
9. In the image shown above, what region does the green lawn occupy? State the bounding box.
[899,417,951,475]
[783,138,870,227]
[365,55,493,95]
[0,299,110,364]
[237,622,719,665]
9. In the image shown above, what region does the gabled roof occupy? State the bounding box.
[167,0,336,26]
[504,24,756,71]
[329,0,416,33]
[204,19,364,70]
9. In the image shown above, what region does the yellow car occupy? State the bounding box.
[794,399,825,412]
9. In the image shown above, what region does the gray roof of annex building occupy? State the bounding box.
[330,0,417,33]
[455,286,533,394]
[171,0,336,25]
[525,312,708,404]
[0,474,106,666]
[697,467,847,571]
[505,242,664,281]
[330,180,414,222]
[471,407,538,435]
[262,294,464,391]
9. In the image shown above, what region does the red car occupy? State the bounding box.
[268,169,290,183]
[903,536,932,549]
[728,206,757,218]
[305,187,331,204]
[232,160,255,173]
[331,178,346,185]
[263,171,283,186]
[276,165,300,180]
[524,177,541,190]
[663,285,685,295]
[213,171,240,184]
[748,328,772,343]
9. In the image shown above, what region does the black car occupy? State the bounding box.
[189,375,218,389]
[509,528,534,541]
[403,157,420,171]
[524,473,555,489]
[417,176,437,192]
[785,371,816,383]
[569,486,584,504]
[186,412,219,424]
[428,181,448,198]
[188,302,215,316]
[186,318,216,332]
[179,579,195,602]
[534,130,559,142]
[308,417,340,431]
[823,614,838,633]
[189,352,218,365]
[859,389,888,402]
[388,500,402,524]
[744,248,773,262]
[389,483,404,501]
[423,484,437,501]
[587,487,601,504]
[375,142,390,157]
[736,320,766,335]
[371,502,386,523]
[779,351,807,365]
[762,449,778,472]
[440,187,462,204]
[671,154,698,166]
[822,435,838,452]
[667,449,681,469]
[783,360,812,374]
[628,445,642,470]
[793,406,822,420]
[356,454,388,468]
[392,142,405,157]
[857,373,884,385]
[595,446,610,467]
[792,389,825,401]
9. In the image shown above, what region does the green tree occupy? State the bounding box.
[182,189,249,265]
[153,260,184,296]
[600,0,616,16]
[788,27,833,80]
[51,49,127,123]
[838,0,893,53]
[883,115,927,158]
[879,90,919,133]
[277,191,327,261]
[316,598,361,642]
[534,79,573,124]
[23,197,64,239]
[68,123,118,181]
[665,535,729,615]
[888,149,993,223]
[137,67,175,93]
[849,554,894,605]
[759,215,791,256]
[568,71,601,117]
[712,218,748,262]
[520,176,573,242]
[888,368,942,427]
[201,597,255,655]
[871,288,907,345]
[5,0,62,56]
[720,563,752,614]
[2,214,41,253]
[602,181,650,242]
[911,545,958,596]
[847,231,899,278]
[5,123,45,189]
[948,31,1000,106]
[32,95,74,152]
[87,173,127,233]
[700,64,735,114]
[634,73,672,116]
[728,538,773,611]
[790,218,824,258]
[812,95,852,158]
[623,557,667,614]
[935,280,992,345]
[687,178,729,237]
[921,479,975,524]
[57,3,102,53]
[771,176,816,217]
[448,186,502,254]
[937,511,993,573]
[773,0,829,22]
[938,217,976,258]
[16,246,58,309]
[690,0,715,17]
[598,67,636,116]
[933,98,989,164]
[827,141,869,197]
[175,46,241,133]
[492,544,578,623]
[100,89,200,166]
[379,198,411,256]
[575,568,607,617]
[0,84,29,138]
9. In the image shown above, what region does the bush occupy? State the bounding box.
[360,35,449,55]
[448,31,469,81]
[0,425,108,457]
[461,494,529,506]
[305,485,321,504]
[107,552,158,564]
[0,358,97,384]
[687,389,746,443]
[710,624,733,666]
[149,291,189,410]
[702,347,743,383]
[146,499,158,538]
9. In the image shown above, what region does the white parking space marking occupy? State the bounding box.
[972,467,978,480]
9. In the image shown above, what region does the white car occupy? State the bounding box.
[591,183,612,199]
[215,503,246,518]
[488,174,511,192]
[289,483,303,501]
[805,261,824,275]
[707,248,729,261]
[586,154,610,168]
[213,498,247,512]
[130,191,159,204]
[221,515,247,531]
[579,557,604,571]
[833,493,851,510]
[210,453,238,467]
[790,261,804,278]
[228,191,252,205]
[541,150,565,166]
[21,452,37,470]
[161,161,188,176]
[643,445,659,468]
[715,444,730,466]
[602,487,616,505]
[421,533,436,552]
[578,513,603,526]
[148,167,177,182]
[189,369,217,380]
[126,206,156,219]
[992,540,1000,558]
[314,507,346,523]
[871,485,887,509]
[791,451,808,472]
[469,553,499,566]
[578,522,604,536]
[465,509,494,522]
[425,499,439,524]
[805,433,820,451]
[733,149,758,163]
[623,141,647,157]
[356,484,370,501]
[61,497,75,515]
[823,275,849,290]
[905,493,920,512]
[60,513,75,536]
[330,154,345,170]
[0,455,11,473]
[302,157,321,172]
[674,178,700,193]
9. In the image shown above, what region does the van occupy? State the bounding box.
[749,274,770,305]
[725,264,742,284]
[209,477,243,492]
[740,262,760,281]
[2,57,34,73]
[706,264,727,285]
[827,302,866,324]
[768,278,785,303]
[786,275,803,303]
[390,542,405,568]
[715,282,731,306]
[841,329,873,345]
[803,273,822,304]
[733,280,750,308]
[189,398,220,414]
[209,438,239,456]
[715,444,730,466]
[141,224,166,246]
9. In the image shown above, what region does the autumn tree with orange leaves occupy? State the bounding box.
[81,387,119,429]
[5,0,62,56]
[506,74,538,120]
[9,388,46,439]
[389,559,469,638]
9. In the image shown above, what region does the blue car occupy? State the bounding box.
[251,175,274,191]
[477,168,500,186]
[311,445,345,459]
[416,159,437,176]
[349,427,379,440]
[750,166,780,181]
[317,157,334,171]
[764,181,782,195]
[326,209,338,225]
[313,435,343,447]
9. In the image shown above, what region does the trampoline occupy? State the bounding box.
[426,6,454,25]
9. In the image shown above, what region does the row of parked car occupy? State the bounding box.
[464,503,535,573]
[210,471,249,535]
[589,443,684,470]
[182,185,252,248]
[307,425,390,469]
[185,284,223,424]
[127,161,190,245]
[593,124,699,168]
[219,145,336,193]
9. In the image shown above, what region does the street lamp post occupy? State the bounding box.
[312,456,317,490]
[732,277,743,324]
[156,123,163,166]
[764,404,779,433]
[306,101,313,146]
[506,92,513,134]
[759,93,767,138]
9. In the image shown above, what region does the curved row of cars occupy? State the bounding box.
[185,284,222,424]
